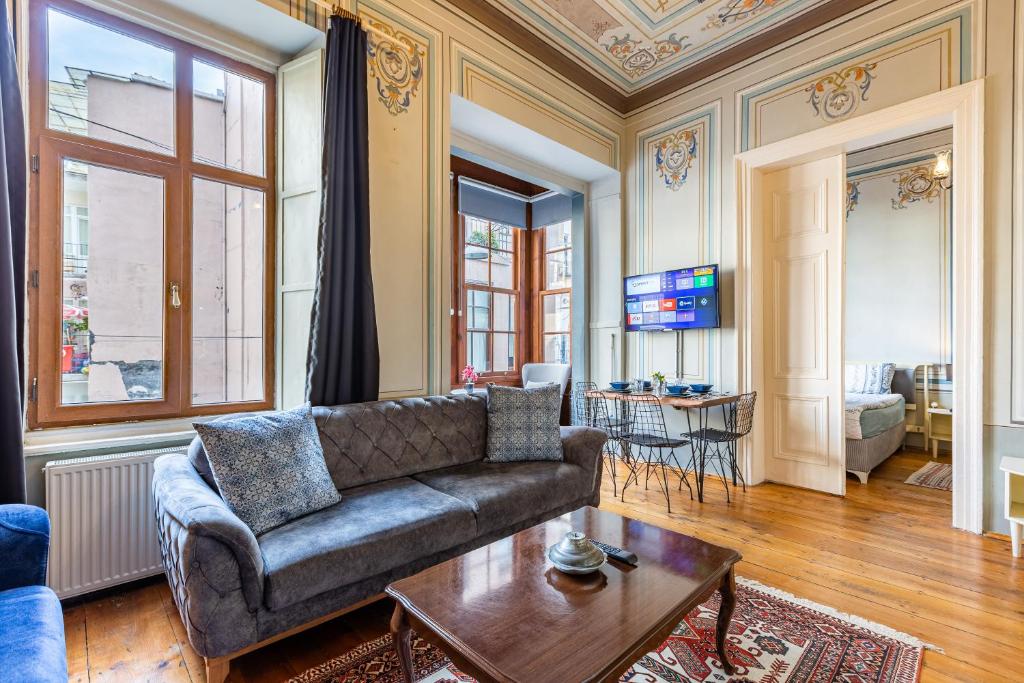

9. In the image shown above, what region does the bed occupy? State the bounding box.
[845,366,916,483]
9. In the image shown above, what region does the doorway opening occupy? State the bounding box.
[736,82,984,532]
[842,129,954,522]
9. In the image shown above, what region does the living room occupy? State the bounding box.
[1,0,1022,682]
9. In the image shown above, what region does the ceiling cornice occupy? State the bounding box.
[454,0,882,116]
[446,0,628,112]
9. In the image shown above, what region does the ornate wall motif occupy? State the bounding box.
[846,180,860,217]
[366,18,425,116]
[891,165,941,210]
[805,63,877,122]
[654,129,698,191]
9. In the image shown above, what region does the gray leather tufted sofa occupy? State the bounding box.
[152,394,606,680]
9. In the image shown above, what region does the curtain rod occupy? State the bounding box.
[308,1,360,24]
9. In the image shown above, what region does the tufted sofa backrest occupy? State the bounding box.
[312,394,488,491]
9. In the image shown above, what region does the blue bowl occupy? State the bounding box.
[666,385,687,395]
[642,381,653,390]
[689,383,713,393]
[609,381,630,391]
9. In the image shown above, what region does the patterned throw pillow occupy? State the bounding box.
[845,363,897,394]
[486,384,563,462]
[193,404,341,535]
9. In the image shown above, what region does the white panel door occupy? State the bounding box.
[762,155,845,494]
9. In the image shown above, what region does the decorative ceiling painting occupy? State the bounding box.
[485,0,832,94]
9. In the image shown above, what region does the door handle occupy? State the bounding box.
[170,282,182,309]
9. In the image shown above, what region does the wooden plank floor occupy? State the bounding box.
[64,449,1022,682]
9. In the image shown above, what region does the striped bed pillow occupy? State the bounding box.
[845,363,897,394]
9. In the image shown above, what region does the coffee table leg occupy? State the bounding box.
[390,602,415,683]
[716,567,737,675]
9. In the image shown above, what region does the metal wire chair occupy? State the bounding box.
[683,392,757,500]
[572,382,627,495]
[618,394,692,512]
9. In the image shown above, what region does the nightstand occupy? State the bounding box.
[1001,457,1024,558]
[926,407,952,459]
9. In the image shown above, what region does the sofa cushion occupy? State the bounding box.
[194,404,341,536]
[413,461,590,536]
[313,394,487,489]
[0,586,67,683]
[258,477,477,611]
[485,384,563,462]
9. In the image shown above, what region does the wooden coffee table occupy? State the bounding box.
[385,506,741,682]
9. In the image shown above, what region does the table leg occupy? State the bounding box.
[390,602,415,683]
[716,567,737,675]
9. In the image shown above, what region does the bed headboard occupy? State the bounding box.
[890,366,919,405]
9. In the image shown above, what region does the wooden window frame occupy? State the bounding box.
[27,0,276,428]
[459,217,526,385]
[535,223,572,364]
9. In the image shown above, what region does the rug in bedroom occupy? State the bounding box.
[905,461,953,491]
[288,578,925,683]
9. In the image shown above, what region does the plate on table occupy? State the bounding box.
[606,386,633,394]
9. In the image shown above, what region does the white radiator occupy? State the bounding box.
[45,447,180,598]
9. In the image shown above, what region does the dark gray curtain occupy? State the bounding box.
[306,15,379,406]
[0,4,26,504]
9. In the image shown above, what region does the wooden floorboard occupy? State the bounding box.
[65,449,1021,682]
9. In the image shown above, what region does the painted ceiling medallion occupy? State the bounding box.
[365,18,424,116]
[654,129,699,191]
[603,33,691,77]
[846,180,860,217]
[891,166,941,210]
[705,0,780,31]
[805,63,877,122]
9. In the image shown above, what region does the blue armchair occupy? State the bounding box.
[0,505,67,682]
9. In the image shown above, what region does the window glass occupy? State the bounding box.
[191,178,265,406]
[543,334,570,364]
[490,250,514,289]
[193,60,265,175]
[60,159,164,405]
[47,8,175,154]
[493,293,516,332]
[543,293,571,333]
[545,250,572,289]
[544,221,571,251]
[467,331,490,373]
[464,244,488,286]
[493,333,515,372]
[467,290,490,330]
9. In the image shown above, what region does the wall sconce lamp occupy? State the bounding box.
[933,150,952,190]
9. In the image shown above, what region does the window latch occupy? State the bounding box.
[170,282,182,309]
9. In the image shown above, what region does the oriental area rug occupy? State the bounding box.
[289,578,926,683]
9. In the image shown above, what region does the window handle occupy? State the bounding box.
[170,282,182,310]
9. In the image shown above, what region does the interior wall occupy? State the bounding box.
[622,0,1017,533]
[277,0,625,400]
[845,131,953,366]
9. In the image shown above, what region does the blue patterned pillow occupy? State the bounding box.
[485,384,563,462]
[193,404,341,535]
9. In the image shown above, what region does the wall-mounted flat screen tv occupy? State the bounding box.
[624,264,720,332]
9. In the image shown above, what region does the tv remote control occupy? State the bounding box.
[588,539,638,566]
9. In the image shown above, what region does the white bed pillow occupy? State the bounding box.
[845,363,896,394]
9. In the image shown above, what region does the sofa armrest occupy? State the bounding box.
[560,426,607,499]
[152,454,264,612]
[0,505,50,591]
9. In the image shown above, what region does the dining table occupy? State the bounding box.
[587,389,740,503]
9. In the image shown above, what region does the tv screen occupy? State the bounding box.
[624,265,720,332]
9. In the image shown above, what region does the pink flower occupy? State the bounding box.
[460,365,479,383]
